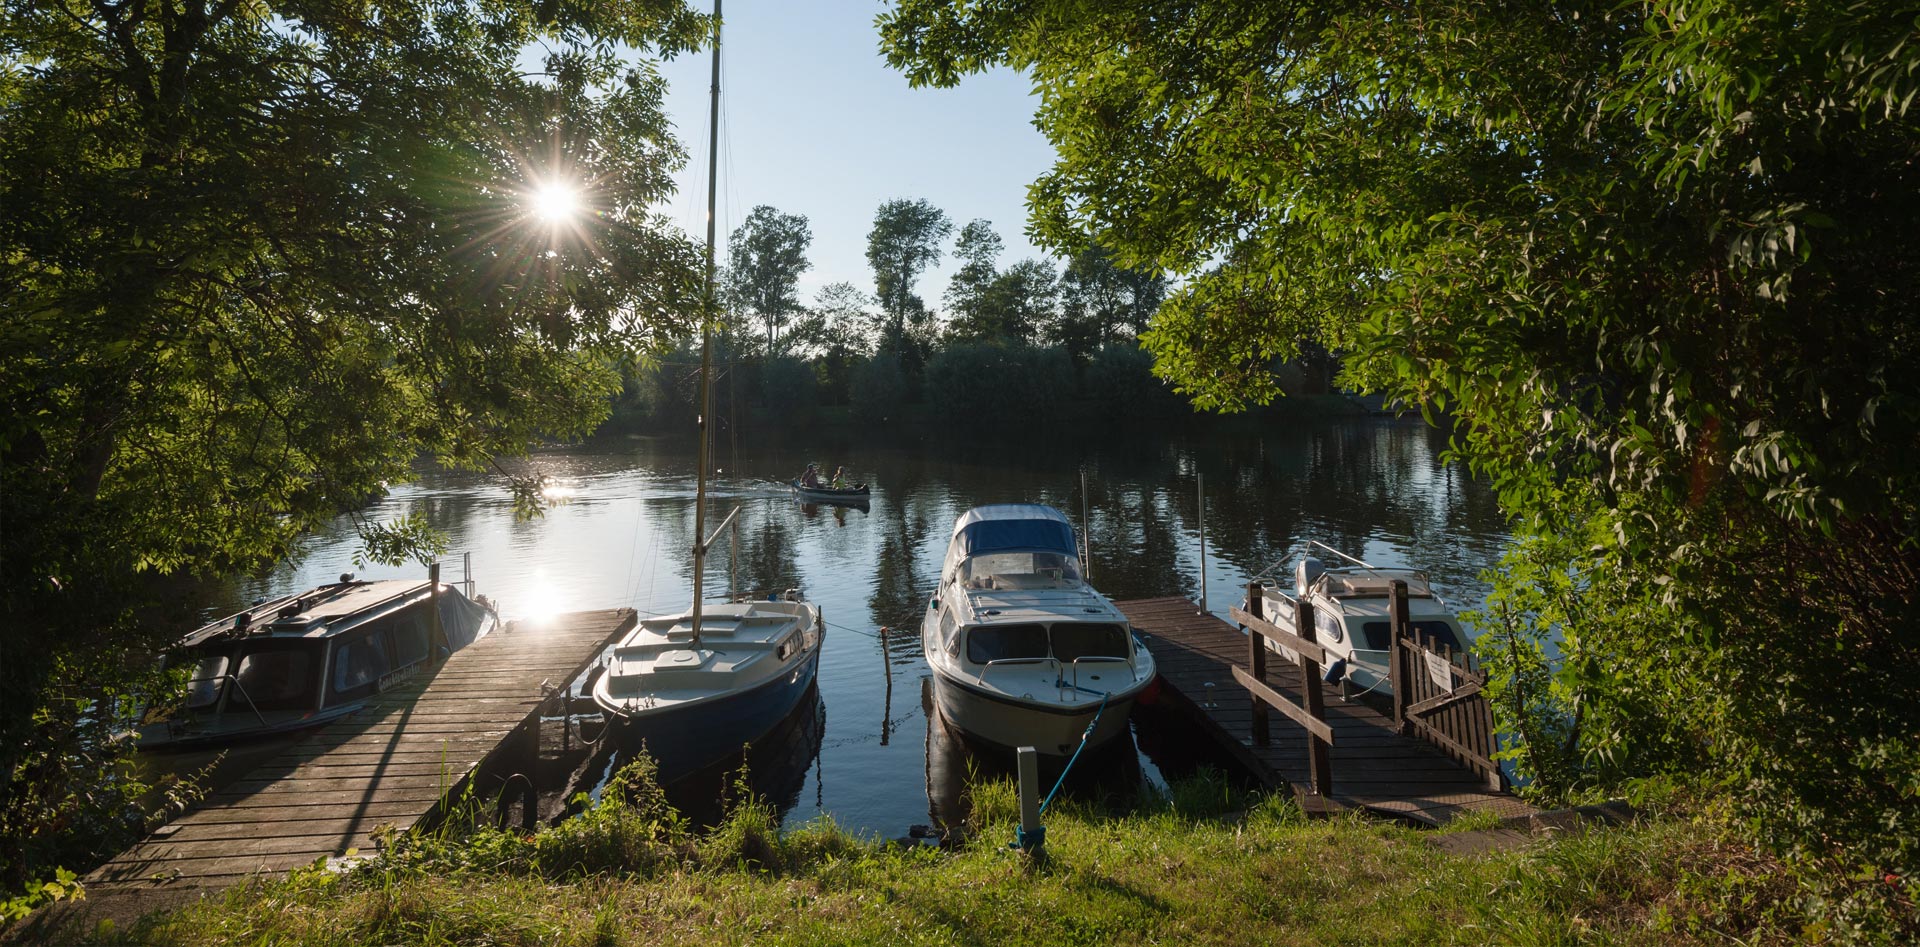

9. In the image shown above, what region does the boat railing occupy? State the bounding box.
[975,656,1055,684]
[1066,655,1135,689]
[195,673,270,728]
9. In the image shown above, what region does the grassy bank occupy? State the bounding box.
[57,768,1810,946]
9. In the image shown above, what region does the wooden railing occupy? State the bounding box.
[1385,579,1504,791]
[1229,582,1334,797]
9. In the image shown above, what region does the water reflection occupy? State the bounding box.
[203,418,1509,837]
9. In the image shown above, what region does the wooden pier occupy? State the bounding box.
[1119,597,1535,826]
[86,608,635,892]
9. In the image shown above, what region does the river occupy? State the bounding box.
[203,415,1511,837]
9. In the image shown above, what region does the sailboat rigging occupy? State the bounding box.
[588,0,825,777]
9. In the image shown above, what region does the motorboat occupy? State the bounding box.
[790,479,870,507]
[139,576,497,749]
[587,589,822,776]
[586,10,823,779]
[921,504,1156,756]
[1244,541,1471,695]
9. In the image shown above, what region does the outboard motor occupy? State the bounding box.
[1296,556,1325,596]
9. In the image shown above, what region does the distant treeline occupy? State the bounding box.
[603,199,1341,433]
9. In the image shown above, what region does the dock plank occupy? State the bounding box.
[1121,598,1535,826]
[86,608,632,892]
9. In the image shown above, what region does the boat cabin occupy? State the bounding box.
[142,578,494,749]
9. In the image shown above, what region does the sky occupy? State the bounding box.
[647,0,1058,310]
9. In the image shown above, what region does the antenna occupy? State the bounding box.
[1081,467,1092,581]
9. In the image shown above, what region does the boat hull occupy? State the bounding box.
[608,644,822,779]
[928,670,1136,757]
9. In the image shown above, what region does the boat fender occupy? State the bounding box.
[1322,658,1348,685]
[1296,556,1325,595]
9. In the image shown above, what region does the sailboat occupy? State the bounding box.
[587,0,824,776]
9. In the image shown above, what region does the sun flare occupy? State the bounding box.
[528,180,581,225]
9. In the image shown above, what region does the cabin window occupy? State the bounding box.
[1360,620,1464,652]
[1314,610,1344,643]
[966,623,1050,664]
[331,632,389,699]
[184,654,229,709]
[231,648,316,711]
[390,612,431,667]
[1049,623,1129,662]
[939,611,959,653]
[775,635,796,661]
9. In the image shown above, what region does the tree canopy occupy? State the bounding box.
[880,0,1920,904]
[0,0,709,891]
[726,205,813,354]
[865,197,952,355]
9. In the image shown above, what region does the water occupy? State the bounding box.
[207,416,1511,837]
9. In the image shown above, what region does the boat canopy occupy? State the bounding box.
[943,504,1078,581]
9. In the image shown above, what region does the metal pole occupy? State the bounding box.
[1196,472,1208,613]
[689,0,722,648]
[1081,468,1091,582]
[1016,746,1044,853]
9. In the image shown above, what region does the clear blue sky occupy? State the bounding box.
[649,0,1056,310]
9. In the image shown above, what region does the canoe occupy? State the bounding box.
[790,480,871,504]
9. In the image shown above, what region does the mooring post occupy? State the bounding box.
[1016,746,1044,853]
[428,562,447,659]
[879,625,893,747]
[1196,473,1208,614]
[1247,581,1270,746]
[1389,579,1411,733]
[1298,596,1332,797]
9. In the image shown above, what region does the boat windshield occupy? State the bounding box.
[1359,620,1464,653]
[230,644,318,712]
[184,654,229,709]
[965,622,1130,665]
[958,552,1083,590]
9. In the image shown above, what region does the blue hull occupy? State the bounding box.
[613,647,822,779]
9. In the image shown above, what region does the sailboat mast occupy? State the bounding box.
[690,0,722,647]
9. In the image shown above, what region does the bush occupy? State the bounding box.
[923,343,1073,431]
[848,353,911,426]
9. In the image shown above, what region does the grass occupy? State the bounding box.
[60,763,1817,946]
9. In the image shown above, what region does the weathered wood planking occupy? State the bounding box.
[1120,597,1534,826]
[86,608,634,891]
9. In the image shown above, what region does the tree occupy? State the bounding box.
[880,0,1920,903]
[726,205,812,355]
[943,219,1001,341]
[788,282,877,404]
[865,197,952,363]
[0,0,709,892]
[1053,245,1168,363]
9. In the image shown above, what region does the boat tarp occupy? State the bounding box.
[955,519,1077,559]
[437,589,491,652]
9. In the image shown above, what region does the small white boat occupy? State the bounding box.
[139,575,498,749]
[588,589,822,776]
[921,504,1156,756]
[1245,541,1471,695]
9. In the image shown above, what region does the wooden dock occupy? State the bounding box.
[86,608,635,891]
[1119,597,1535,826]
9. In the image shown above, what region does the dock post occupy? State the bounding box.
[1389,580,1411,733]
[879,625,893,747]
[1297,597,1333,797]
[1016,746,1044,853]
[1247,581,1270,746]
[1196,473,1208,614]
[428,562,447,659]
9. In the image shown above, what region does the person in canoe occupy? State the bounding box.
[831,466,848,489]
[800,464,822,488]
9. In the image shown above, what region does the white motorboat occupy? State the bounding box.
[584,5,823,778]
[139,574,497,749]
[1244,541,1471,695]
[921,504,1156,756]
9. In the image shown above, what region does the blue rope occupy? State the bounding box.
[1010,686,1111,851]
[1039,689,1109,815]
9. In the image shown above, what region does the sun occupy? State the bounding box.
[528,179,581,225]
